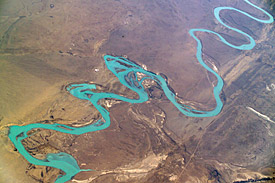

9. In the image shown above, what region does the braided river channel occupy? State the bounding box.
[8,0,274,182]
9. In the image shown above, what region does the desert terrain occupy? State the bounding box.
[0,0,274,182]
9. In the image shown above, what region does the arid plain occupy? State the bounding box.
[0,0,275,182]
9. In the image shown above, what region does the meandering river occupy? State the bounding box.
[8,1,274,182]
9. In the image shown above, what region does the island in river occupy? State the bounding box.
[1,0,275,182]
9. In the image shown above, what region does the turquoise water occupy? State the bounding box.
[8,1,274,182]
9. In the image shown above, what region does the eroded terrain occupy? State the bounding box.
[0,0,274,182]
